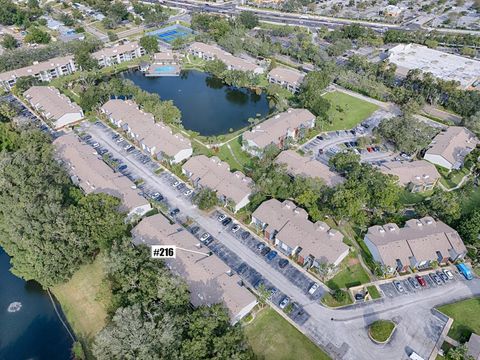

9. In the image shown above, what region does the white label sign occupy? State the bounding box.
[151,245,176,259]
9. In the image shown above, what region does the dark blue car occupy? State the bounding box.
[265,250,278,262]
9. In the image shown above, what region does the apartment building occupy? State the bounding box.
[364,217,467,274]
[0,56,76,90]
[92,42,145,68]
[251,199,349,268]
[23,86,84,129]
[275,150,344,187]
[188,42,264,74]
[101,99,192,164]
[424,126,478,170]
[267,67,305,93]
[182,155,253,212]
[132,214,257,323]
[242,108,315,157]
[377,160,440,192]
[54,133,152,218]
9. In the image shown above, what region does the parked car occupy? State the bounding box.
[457,263,473,280]
[184,189,193,196]
[169,208,180,216]
[415,275,427,287]
[266,250,278,261]
[279,296,290,309]
[268,287,278,300]
[123,144,132,151]
[117,164,127,172]
[217,214,227,222]
[241,231,250,240]
[355,293,364,301]
[203,237,213,246]
[231,224,241,233]
[256,243,265,252]
[200,233,211,242]
[308,283,320,295]
[408,277,420,289]
[393,280,404,293]
[92,142,100,148]
[221,217,232,226]
[260,246,271,256]
[430,273,442,286]
[443,269,454,280]
[172,181,181,188]
[278,258,289,268]
[437,271,448,282]
[116,137,124,143]
[190,226,200,235]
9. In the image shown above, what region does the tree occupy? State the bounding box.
[462,111,480,136]
[298,70,332,117]
[375,115,438,154]
[24,27,51,44]
[238,11,259,29]
[107,31,118,42]
[458,210,480,245]
[420,190,461,224]
[74,47,98,71]
[446,344,474,360]
[139,35,158,54]
[204,59,227,78]
[193,187,218,210]
[1,34,18,50]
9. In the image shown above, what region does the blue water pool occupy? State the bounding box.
[148,25,193,44]
[153,65,176,73]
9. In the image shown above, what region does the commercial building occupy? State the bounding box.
[0,56,76,90]
[242,108,315,156]
[101,99,192,164]
[23,86,84,129]
[267,67,305,93]
[251,199,349,268]
[424,126,478,170]
[92,42,145,68]
[54,133,151,218]
[275,150,344,187]
[132,214,257,323]
[377,160,440,192]
[364,217,467,274]
[188,42,264,74]
[387,44,480,90]
[182,155,253,212]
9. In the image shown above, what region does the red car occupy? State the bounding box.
[366,147,373,152]
[415,275,426,287]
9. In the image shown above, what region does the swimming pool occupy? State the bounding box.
[148,25,193,44]
[153,65,176,73]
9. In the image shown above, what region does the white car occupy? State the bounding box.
[123,144,132,150]
[279,296,290,309]
[308,283,320,295]
[172,181,181,187]
[200,233,211,242]
[116,137,124,143]
[184,189,193,196]
[217,214,227,222]
[92,142,100,148]
[443,269,454,280]
[231,224,241,233]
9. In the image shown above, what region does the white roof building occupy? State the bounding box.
[387,43,480,90]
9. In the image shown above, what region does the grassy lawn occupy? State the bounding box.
[369,320,395,343]
[217,137,252,173]
[438,298,480,342]
[321,91,379,132]
[327,254,371,289]
[437,166,470,189]
[322,291,353,307]
[458,184,480,215]
[52,255,111,355]
[367,285,381,299]
[244,308,331,360]
[399,189,433,205]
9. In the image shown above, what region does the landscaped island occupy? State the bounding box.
[368,320,396,343]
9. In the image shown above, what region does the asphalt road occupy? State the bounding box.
[82,121,480,360]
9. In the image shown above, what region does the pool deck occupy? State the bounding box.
[144,63,181,77]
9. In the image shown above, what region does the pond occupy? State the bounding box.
[0,247,73,360]
[121,69,271,136]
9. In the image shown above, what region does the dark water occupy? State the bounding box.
[121,70,271,136]
[0,247,73,360]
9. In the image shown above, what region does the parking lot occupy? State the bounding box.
[301,109,397,165]
[379,268,468,299]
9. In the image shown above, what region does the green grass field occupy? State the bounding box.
[217,137,252,173]
[321,91,379,131]
[438,298,480,342]
[369,320,395,342]
[244,308,331,360]
[367,285,381,299]
[327,255,371,290]
[52,255,111,356]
